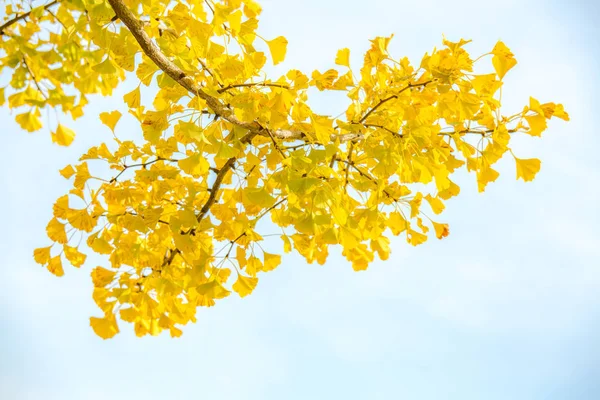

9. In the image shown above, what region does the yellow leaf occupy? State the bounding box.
[387,211,408,236]
[282,235,292,253]
[524,114,547,137]
[407,229,428,246]
[266,36,288,65]
[409,193,423,218]
[46,218,68,244]
[425,194,445,215]
[123,86,141,108]
[232,274,258,298]
[491,41,517,79]
[64,245,87,267]
[91,266,116,287]
[438,180,460,200]
[371,236,391,260]
[335,48,350,67]
[196,280,230,299]
[243,0,262,18]
[311,114,333,144]
[87,234,113,255]
[178,153,209,177]
[52,124,75,146]
[99,110,122,132]
[433,222,450,239]
[73,162,90,191]
[67,209,96,232]
[59,165,76,179]
[90,314,119,339]
[170,326,183,338]
[52,195,69,219]
[514,157,541,182]
[227,10,242,33]
[33,246,52,265]
[477,163,500,192]
[47,255,64,277]
[245,187,276,208]
[92,58,118,75]
[263,252,281,272]
[15,109,43,132]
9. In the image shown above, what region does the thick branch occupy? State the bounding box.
[107,0,255,130]
[0,0,59,35]
[105,0,361,144]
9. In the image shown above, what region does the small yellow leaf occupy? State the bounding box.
[52,124,75,146]
[335,48,350,67]
[91,266,116,287]
[123,86,141,108]
[90,314,119,339]
[266,36,288,65]
[59,165,76,179]
[425,194,445,215]
[263,252,281,272]
[15,109,43,132]
[371,236,391,260]
[52,195,69,219]
[491,41,517,79]
[47,255,64,277]
[311,114,333,144]
[477,164,500,192]
[33,246,52,265]
[46,218,68,244]
[525,114,547,137]
[515,157,541,182]
[99,110,122,132]
[433,222,450,239]
[407,229,428,246]
[92,58,118,75]
[232,274,258,298]
[178,153,210,177]
[282,235,292,253]
[87,234,113,255]
[67,209,96,232]
[64,245,87,267]
[196,280,231,299]
[243,0,262,18]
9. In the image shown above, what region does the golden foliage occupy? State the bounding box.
[1,0,568,338]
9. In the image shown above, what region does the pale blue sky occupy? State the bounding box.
[1,0,599,399]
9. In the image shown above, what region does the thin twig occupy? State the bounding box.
[22,57,48,100]
[109,157,176,183]
[0,0,59,35]
[217,83,290,94]
[358,80,433,124]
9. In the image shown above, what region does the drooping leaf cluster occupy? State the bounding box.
[1,0,568,338]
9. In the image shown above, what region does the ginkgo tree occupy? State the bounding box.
[0,0,568,339]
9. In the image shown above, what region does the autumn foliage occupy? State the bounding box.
[1,0,568,338]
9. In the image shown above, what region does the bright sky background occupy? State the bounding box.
[1,0,599,399]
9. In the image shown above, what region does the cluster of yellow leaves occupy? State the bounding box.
[1,0,568,338]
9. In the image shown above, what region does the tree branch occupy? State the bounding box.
[358,80,433,124]
[22,57,48,100]
[109,157,176,183]
[336,158,399,202]
[0,0,59,35]
[105,0,362,144]
[217,82,290,94]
